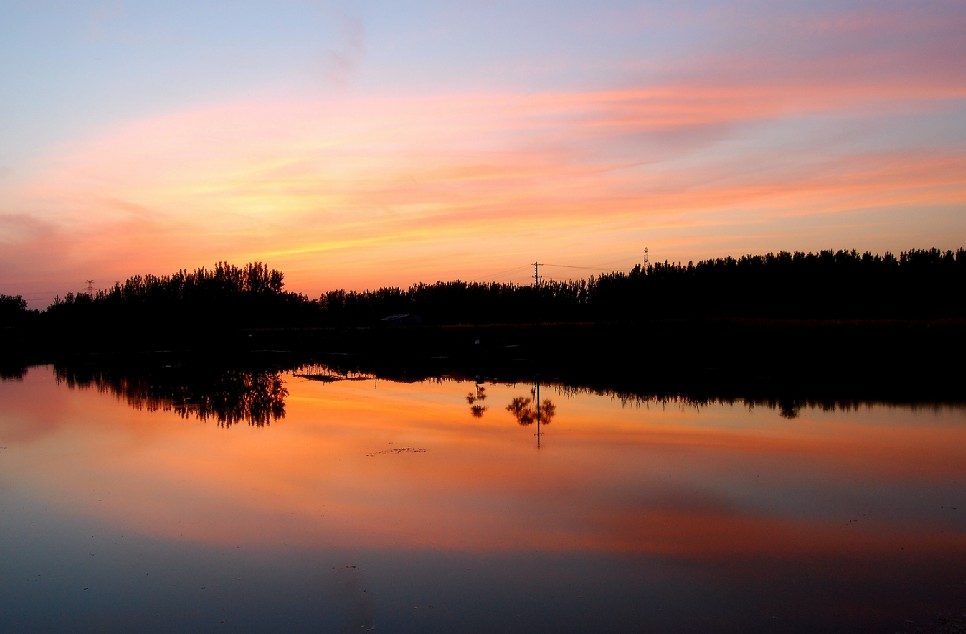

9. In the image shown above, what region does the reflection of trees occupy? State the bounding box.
[462,380,558,444]
[507,382,556,447]
[175,371,287,426]
[55,364,287,427]
[506,393,556,426]
[466,383,488,418]
[777,399,801,419]
[0,365,27,381]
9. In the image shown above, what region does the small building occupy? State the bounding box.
[379,313,423,327]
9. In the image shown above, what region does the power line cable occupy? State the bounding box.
[468,265,531,283]
[542,258,636,270]
[541,263,604,270]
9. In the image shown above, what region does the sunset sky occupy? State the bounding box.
[2,1,965,307]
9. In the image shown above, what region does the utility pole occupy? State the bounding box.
[532,261,540,287]
[85,279,94,295]
[643,247,649,268]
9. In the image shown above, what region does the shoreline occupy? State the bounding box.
[4,318,964,409]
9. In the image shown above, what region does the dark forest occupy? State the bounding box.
[2,248,964,403]
[4,248,964,329]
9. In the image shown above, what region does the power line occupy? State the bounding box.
[541,259,637,271]
[468,265,531,283]
[540,263,606,270]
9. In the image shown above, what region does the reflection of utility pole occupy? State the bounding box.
[467,382,488,418]
[535,380,542,449]
[506,381,555,447]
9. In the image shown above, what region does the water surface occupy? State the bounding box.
[1,365,964,632]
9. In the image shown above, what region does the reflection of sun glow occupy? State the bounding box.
[3,368,965,567]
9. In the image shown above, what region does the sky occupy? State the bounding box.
[1,1,965,307]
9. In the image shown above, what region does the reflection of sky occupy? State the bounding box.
[1,367,965,631]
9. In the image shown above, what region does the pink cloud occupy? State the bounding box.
[3,28,965,306]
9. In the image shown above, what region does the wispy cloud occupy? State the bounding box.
[3,1,965,304]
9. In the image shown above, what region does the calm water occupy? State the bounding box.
[1,364,964,633]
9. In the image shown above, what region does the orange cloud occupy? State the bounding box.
[3,51,965,304]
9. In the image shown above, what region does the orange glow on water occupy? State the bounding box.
[4,365,966,632]
[3,368,965,565]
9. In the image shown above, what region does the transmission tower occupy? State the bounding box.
[532,261,541,286]
[642,247,649,267]
[85,279,94,295]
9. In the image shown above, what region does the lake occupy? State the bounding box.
[1,363,964,632]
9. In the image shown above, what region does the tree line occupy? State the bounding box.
[318,248,966,323]
[1,248,964,336]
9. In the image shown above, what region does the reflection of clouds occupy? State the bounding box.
[4,369,965,632]
[5,370,966,567]
[0,366,79,443]
[332,564,374,632]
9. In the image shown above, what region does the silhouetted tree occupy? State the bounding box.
[0,294,36,326]
[11,247,965,357]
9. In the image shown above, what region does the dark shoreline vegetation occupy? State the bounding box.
[2,249,965,407]
[36,353,966,428]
